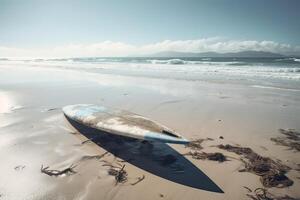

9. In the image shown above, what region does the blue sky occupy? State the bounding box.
[0,0,300,57]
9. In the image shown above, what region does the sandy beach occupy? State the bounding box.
[0,60,300,200]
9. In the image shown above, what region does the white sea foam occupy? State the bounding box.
[251,85,300,91]
[149,59,186,65]
[275,57,300,63]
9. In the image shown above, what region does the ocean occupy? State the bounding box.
[1,57,300,91]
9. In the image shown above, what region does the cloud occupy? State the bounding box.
[0,38,299,58]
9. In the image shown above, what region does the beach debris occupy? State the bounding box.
[159,194,164,198]
[243,186,253,193]
[73,138,93,146]
[14,165,26,171]
[271,129,300,152]
[47,108,59,112]
[261,172,293,188]
[42,107,59,112]
[243,187,298,200]
[102,160,145,186]
[186,139,205,150]
[80,152,109,161]
[130,175,145,186]
[108,164,128,185]
[218,144,293,188]
[186,138,213,150]
[185,151,227,162]
[219,136,224,139]
[279,129,300,140]
[81,139,93,145]
[41,164,76,176]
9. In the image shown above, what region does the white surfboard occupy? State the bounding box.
[63,104,189,144]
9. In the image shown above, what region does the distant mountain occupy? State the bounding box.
[150,50,285,58]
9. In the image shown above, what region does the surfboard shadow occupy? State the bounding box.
[65,115,223,193]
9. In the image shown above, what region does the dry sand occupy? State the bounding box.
[0,63,299,200]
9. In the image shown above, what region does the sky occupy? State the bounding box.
[0,0,300,57]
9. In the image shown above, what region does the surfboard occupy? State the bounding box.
[63,104,189,144]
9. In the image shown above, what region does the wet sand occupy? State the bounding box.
[0,63,300,200]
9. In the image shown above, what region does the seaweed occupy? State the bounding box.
[260,171,293,188]
[130,175,145,186]
[279,129,300,141]
[102,160,146,186]
[80,152,108,161]
[41,164,76,176]
[81,139,93,145]
[218,144,293,188]
[185,151,227,162]
[243,187,298,200]
[271,129,300,151]
[108,164,128,185]
[186,138,213,150]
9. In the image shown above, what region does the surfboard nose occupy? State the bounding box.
[144,131,190,144]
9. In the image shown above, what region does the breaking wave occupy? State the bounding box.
[147,59,245,66]
[0,56,299,81]
[148,59,186,65]
[275,57,300,63]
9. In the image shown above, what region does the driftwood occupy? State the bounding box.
[218,144,293,188]
[244,187,298,200]
[41,164,76,176]
[271,129,300,151]
[130,175,145,186]
[185,151,227,162]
